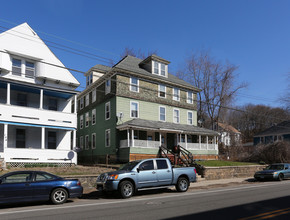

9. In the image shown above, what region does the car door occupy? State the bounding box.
[156,159,172,186]
[30,172,56,201]
[136,160,158,188]
[284,164,290,178]
[0,172,33,203]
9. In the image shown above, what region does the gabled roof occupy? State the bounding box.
[254,121,290,137]
[117,118,218,136]
[113,55,200,91]
[218,122,241,134]
[0,23,80,87]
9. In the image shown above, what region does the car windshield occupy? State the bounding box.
[266,165,285,170]
[119,161,140,171]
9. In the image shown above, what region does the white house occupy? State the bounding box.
[0,23,80,167]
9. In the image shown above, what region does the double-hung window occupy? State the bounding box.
[48,98,57,111]
[105,79,111,94]
[85,112,89,127]
[130,101,139,118]
[130,77,139,92]
[159,106,166,122]
[161,63,166,76]
[105,129,110,147]
[80,115,83,129]
[85,94,89,107]
[92,133,96,149]
[92,89,96,102]
[105,102,110,120]
[92,109,96,125]
[187,111,193,125]
[173,88,180,101]
[158,84,166,98]
[80,136,83,149]
[48,131,57,149]
[153,61,167,77]
[80,97,84,109]
[85,135,89,150]
[25,61,35,78]
[17,93,27,106]
[173,109,180,123]
[12,58,22,76]
[154,62,159,74]
[187,91,193,104]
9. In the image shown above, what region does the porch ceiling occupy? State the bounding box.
[116,119,218,136]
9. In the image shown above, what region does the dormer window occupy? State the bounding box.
[12,57,35,78]
[86,73,93,87]
[153,61,167,77]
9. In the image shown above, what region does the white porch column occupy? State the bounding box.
[199,135,201,149]
[40,89,43,109]
[74,95,77,113]
[73,130,76,150]
[131,129,134,147]
[185,134,188,149]
[206,136,209,149]
[127,129,130,147]
[4,124,8,149]
[159,133,162,146]
[214,136,217,150]
[41,127,45,149]
[7,83,10,105]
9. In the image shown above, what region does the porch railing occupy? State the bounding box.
[120,139,160,148]
[178,142,217,150]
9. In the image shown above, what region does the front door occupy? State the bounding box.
[161,133,167,147]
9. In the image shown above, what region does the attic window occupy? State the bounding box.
[153,61,167,77]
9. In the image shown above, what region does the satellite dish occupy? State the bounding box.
[68,151,75,160]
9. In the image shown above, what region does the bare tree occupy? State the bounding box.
[280,74,290,111]
[120,47,158,60]
[177,50,247,129]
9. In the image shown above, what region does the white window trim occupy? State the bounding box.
[159,106,166,122]
[105,101,110,120]
[130,77,139,92]
[92,133,96,149]
[85,135,89,150]
[80,136,83,149]
[85,112,89,127]
[11,56,36,78]
[105,79,111,95]
[80,97,84,110]
[158,84,166,98]
[92,89,96,102]
[173,108,180,124]
[173,88,180,101]
[187,91,193,104]
[85,94,89,107]
[80,115,83,129]
[105,129,111,147]
[130,101,139,118]
[92,109,96,125]
[152,61,167,77]
[187,110,193,125]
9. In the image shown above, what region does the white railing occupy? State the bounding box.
[120,139,160,148]
[0,103,76,128]
[178,142,218,150]
[3,148,77,164]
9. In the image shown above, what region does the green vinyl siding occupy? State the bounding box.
[116,96,197,126]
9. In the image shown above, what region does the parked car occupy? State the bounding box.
[96,158,196,198]
[0,171,83,205]
[254,163,290,181]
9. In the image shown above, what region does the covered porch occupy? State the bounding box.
[117,119,218,161]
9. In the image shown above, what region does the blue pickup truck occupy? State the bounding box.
[96,158,197,198]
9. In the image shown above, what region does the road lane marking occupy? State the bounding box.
[239,207,290,220]
[0,181,289,216]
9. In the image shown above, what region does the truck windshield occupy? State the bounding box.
[119,161,140,171]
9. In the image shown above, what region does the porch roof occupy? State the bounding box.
[116,119,218,136]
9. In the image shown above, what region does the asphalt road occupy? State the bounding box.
[1,181,290,220]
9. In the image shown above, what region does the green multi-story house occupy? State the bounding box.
[77,55,218,164]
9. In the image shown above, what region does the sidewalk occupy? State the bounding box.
[191,176,254,188]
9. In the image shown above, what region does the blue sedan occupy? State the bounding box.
[254,163,290,181]
[0,171,83,205]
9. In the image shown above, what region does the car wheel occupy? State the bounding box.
[278,173,284,181]
[51,188,68,204]
[176,177,189,192]
[119,180,134,199]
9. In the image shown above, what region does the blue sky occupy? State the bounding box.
[1,0,289,107]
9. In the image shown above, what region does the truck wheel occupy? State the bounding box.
[50,188,68,204]
[119,180,134,199]
[278,173,284,181]
[176,177,189,192]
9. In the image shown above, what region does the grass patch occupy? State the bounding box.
[196,160,260,167]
